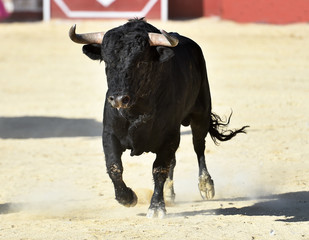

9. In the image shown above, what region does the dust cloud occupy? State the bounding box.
[9,180,96,217]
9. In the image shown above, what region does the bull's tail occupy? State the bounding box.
[209,111,249,145]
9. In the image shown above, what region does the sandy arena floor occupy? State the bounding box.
[0,18,308,239]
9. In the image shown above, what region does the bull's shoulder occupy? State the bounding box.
[170,33,204,60]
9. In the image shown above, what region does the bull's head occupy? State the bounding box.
[69,20,178,110]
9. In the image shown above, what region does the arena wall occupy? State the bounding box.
[219,0,309,24]
[47,0,167,21]
[173,0,309,24]
[4,0,309,23]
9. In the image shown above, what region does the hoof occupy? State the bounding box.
[146,208,166,219]
[117,188,138,207]
[198,175,215,200]
[164,178,176,204]
[124,190,138,207]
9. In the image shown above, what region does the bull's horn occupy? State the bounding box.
[148,30,179,47]
[69,24,104,44]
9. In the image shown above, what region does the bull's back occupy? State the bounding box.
[164,34,210,122]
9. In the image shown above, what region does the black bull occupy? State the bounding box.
[69,19,248,218]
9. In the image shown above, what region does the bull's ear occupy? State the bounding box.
[156,46,175,63]
[82,44,102,61]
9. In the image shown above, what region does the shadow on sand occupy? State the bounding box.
[0,116,102,139]
[0,203,22,215]
[0,116,193,139]
[170,191,308,222]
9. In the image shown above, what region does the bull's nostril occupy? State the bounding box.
[108,95,129,108]
[121,96,130,105]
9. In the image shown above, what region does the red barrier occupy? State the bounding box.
[47,0,309,23]
[221,0,309,24]
[50,0,165,20]
[168,0,203,19]
[204,0,221,17]
[168,0,309,24]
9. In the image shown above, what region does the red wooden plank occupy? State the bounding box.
[221,0,309,24]
[51,0,162,19]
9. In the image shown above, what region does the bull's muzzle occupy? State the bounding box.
[108,95,131,109]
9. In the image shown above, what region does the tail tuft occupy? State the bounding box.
[209,111,249,145]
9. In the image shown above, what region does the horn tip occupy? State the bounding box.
[69,24,77,40]
[160,29,179,47]
[70,24,76,32]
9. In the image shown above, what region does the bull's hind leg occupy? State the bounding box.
[191,113,215,200]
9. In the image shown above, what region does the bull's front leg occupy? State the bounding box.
[164,157,176,204]
[147,159,170,219]
[147,135,180,219]
[103,132,137,207]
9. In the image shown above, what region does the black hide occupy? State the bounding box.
[80,18,248,217]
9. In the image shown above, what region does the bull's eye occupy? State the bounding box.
[122,96,130,105]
